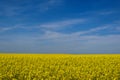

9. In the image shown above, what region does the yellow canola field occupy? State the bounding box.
[0,54,120,80]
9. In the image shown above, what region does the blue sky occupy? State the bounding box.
[0,0,120,53]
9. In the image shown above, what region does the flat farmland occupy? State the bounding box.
[0,54,120,80]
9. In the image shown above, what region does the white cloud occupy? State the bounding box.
[98,11,115,15]
[77,10,117,17]
[0,24,30,32]
[39,18,86,30]
[73,25,109,36]
[116,27,120,31]
[0,18,86,33]
[38,26,110,40]
[0,32,120,53]
[0,27,15,32]
[0,0,62,16]
[0,25,120,53]
[32,25,120,53]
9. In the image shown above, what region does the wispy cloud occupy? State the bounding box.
[1,31,119,53]
[73,25,109,36]
[0,24,29,32]
[0,22,119,35]
[0,0,62,16]
[0,24,120,53]
[0,18,119,36]
[115,27,120,32]
[78,10,117,17]
[32,28,120,53]
[39,18,86,30]
[98,11,116,15]
[0,27,15,32]
[38,25,110,40]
